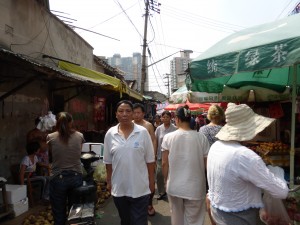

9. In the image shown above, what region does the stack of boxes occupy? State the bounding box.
[1,184,28,217]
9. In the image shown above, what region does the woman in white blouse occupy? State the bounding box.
[207,103,289,225]
[161,105,210,225]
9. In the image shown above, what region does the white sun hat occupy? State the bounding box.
[216,103,275,141]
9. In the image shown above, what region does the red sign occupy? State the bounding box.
[69,99,88,131]
[269,102,284,119]
[94,97,106,122]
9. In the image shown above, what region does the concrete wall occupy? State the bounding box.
[0,77,98,180]
[0,0,94,68]
[0,79,49,179]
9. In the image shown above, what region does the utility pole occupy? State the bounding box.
[140,0,161,95]
[140,0,149,95]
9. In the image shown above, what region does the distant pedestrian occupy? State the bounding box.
[162,105,210,225]
[153,114,162,131]
[195,114,206,132]
[155,110,177,200]
[190,115,196,130]
[104,100,155,225]
[207,103,289,225]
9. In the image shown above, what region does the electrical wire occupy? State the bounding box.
[87,2,138,30]
[147,17,156,45]
[146,3,170,93]
[41,8,60,58]
[10,11,49,51]
[147,46,169,93]
[150,64,163,93]
[9,7,61,61]
[146,0,242,94]
[163,3,245,31]
[157,10,169,61]
[276,0,294,19]
[113,0,144,39]
[161,10,236,33]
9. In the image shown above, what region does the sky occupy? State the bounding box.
[49,0,299,95]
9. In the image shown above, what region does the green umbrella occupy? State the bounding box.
[187,13,300,97]
[187,13,300,187]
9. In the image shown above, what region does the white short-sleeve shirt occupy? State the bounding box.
[161,130,210,200]
[103,123,155,198]
[155,123,177,160]
[20,155,38,173]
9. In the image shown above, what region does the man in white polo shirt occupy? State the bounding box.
[104,100,155,225]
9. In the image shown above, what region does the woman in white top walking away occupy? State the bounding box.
[207,103,289,225]
[161,105,210,225]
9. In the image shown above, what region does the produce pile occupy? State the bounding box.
[23,205,53,225]
[258,142,289,153]
[245,141,290,166]
[22,182,111,224]
[96,182,111,209]
[247,141,289,153]
[93,163,111,208]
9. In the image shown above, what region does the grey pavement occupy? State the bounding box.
[95,195,212,225]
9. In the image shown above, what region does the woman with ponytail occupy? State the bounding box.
[47,112,85,225]
[161,105,210,225]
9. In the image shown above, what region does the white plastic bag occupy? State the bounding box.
[93,163,107,183]
[37,111,56,131]
[260,194,291,225]
[259,166,291,225]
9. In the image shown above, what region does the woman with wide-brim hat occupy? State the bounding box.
[207,103,289,225]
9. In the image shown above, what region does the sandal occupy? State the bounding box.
[157,192,167,200]
[148,205,156,216]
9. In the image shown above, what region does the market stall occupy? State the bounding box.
[187,13,300,189]
[187,13,300,223]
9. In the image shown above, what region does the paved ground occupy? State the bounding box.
[95,195,212,225]
[0,193,212,225]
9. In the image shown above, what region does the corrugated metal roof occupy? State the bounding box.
[0,47,144,101]
[0,47,118,86]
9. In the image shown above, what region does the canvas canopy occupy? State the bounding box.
[169,85,218,103]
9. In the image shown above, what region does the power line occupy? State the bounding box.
[69,25,120,41]
[166,3,245,29]
[113,0,143,39]
[88,2,138,30]
[161,10,238,33]
[50,10,70,15]
[163,3,245,31]
[276,0,295,19]
[147,5,170,93]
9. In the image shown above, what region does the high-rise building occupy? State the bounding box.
[107,53,144,91]
[170,50,193,93]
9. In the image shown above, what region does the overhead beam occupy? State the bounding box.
[0,75,39,101]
